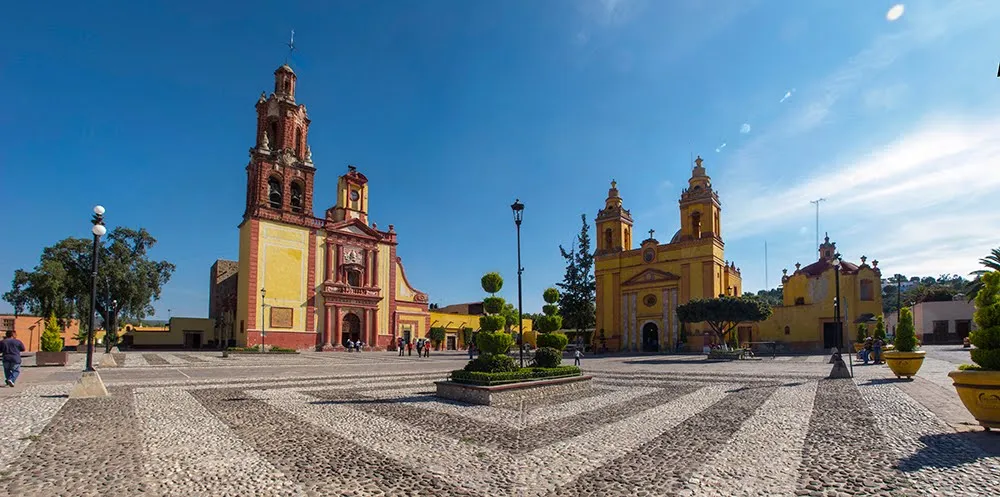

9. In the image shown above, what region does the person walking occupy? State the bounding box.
[574,348,583,367]
[398,337,405,357]
[407,340,413,356]
[873,337,884,365]
[424,341,431,358]
[2,330,26,387]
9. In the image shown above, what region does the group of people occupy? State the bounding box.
[396,337,432,358]
[344,339,365,352]
[2,330,25,388]
[860,336,885,365]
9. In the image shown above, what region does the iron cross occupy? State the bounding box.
[648,229,655,239]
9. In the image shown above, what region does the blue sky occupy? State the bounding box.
[2,0,999,318]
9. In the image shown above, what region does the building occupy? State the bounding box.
[428,302,534,350]
[885,298,976,345]
[230,63,429,351]
[209,259,239,347]
[594,156,743,352]
[121,318,216,349]
[0,314,80,352]
[751,235,884,352]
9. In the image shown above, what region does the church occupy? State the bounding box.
[220,63,430,351]
[594,157,743,352]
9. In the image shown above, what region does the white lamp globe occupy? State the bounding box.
[92,224,107,237]
[93,205,106,216]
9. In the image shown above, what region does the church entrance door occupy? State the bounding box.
[822,322,840,350]
[642,323,659,352]
[342,313,362,346]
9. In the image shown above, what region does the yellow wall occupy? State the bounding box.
[260,223,311,331]
[129,318,214,347]
[236,221,252,345]
[428,311,534,349]
[377,242,391,335]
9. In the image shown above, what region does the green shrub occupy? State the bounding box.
[464,353,517,373]
[479,315,506,333]
[269,346,299,353]
[542,304,559,316]
[856,323,869,343]
[475,331,514,355]
[482,297,505,314]
[451,366,582,386]
[481,272,504,294]
[873,315,887,341]
[894,307,918,352]
[543,287,559,304]
[533,347,562,368]
[970,271,1000,370]
[970,348,1000,371]
[535,315,561,333]
[460,327,473,346]
[428,327,446,346]
[535,288,564,333]
[537,332,569,351]
[40,313,63,352]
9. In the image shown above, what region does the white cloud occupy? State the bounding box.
[740,123,751,134]
[887,4,906,22]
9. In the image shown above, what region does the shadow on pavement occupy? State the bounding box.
[897,432,1000,471]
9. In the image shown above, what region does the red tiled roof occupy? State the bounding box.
[798,259,860,277]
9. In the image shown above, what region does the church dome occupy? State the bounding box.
[670,229,682,243]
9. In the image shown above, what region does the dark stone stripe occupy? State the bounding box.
[142,353,170,365]
[175,354,208,363]
[191,388,482,496]
[1,387,148,496]
[116,371,447,391]
[307,383,700,454]
[795,378,916,495]
[555,385,777,496]
[111,353,126,366]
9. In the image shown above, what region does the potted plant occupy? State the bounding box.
[883,307,925,379]
[948,270,1000,431]
[854,323,869,353]
[35,313,69,367]
[873,315,892,353]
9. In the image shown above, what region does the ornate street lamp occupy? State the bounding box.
[85,206,107,372]
[260,288,267,353]
[511,199,525,368]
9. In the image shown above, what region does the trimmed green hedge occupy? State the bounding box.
[450,366,582,386]
[226,346,300,354]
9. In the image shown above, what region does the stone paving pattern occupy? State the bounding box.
[0,348,997,496]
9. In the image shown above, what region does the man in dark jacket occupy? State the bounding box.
[2,330,26,387]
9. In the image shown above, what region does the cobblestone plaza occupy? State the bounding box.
[1,348,998,496]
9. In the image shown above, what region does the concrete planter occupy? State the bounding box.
[35,351,70,367]
[854,343,865,353]
[947,369,1000,432]
[436,375,593,407]
[884,350,926,379]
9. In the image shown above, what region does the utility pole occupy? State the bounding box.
[809,198,826,249]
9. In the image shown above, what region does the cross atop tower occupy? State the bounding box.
[648,229,655,239]
[285,30,296,64]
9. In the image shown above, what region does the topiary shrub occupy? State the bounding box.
[481,272,504,295]
[479,315,506,333]
[533,346,562,368]
[464,353,517,373]
[482,297,505,314]
[969,271,1000,370]
[476,331,514,355]
[873,315,887,341]
[856,323,869,344]
[428,327,446,348]
[894,307,918,352]
[535,287,564,336]
[41,313,64,353]
[537,332,568,351]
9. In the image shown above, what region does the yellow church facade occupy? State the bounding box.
[751,234,884,352]
[230,63,429,351]
[594,157,743,352]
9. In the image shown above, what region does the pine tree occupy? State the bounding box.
[41,312,64,352]
[557,214,596,335]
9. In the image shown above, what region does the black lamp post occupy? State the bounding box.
[511,199,525,368]
[260,288,267,353]
[85,205,107,372]
[896,274,904,334]
[833,253,843,355]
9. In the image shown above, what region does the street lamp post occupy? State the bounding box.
[260,288,267,353]
[896,274,903,334]
[833,253,842,353]
[85,206,107,372]
[511,199,525,369]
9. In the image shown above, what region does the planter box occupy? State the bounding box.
[948,369,1000,431]
[884,350,926,379]
[35,351,70,367]
[436,375,593,407]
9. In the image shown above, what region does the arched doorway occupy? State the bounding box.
[642,322,659,352]
[341,313,362,346]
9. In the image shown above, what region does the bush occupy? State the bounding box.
[543,287,559,304]
[542,304,559,316]
[856,323,869,343]
[535,288,563,333]
[475,331,514,355]
[479,315,506,333]
[451,366,582,386]
[481,272,504,294]
[533,346,562,368]
[970,271,1000,370]
[428,327,446,346]
[535,315,561,333]
[894,307,918,352]
[873,315,887,341]
[464,353,518,373]
[41,313,63,352]
[537,332,569,351]
[460,327,473,346]
[482,297,505,314]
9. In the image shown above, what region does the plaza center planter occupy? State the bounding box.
[436,375,593,407]
[947,370,1000,431]
[34,351,69,367]
[884,350,926,379]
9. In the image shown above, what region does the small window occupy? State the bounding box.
[860,279,874,301]
[268,177,283,208]
[604,228,613,248]
[290,182,303,213]
[295,128,303,157]
[269,121,279,147]
[932,320,948,335]
[784,326,791,335]
[794,297,805,305]
[283,79,291,93]
[347,270,361,287]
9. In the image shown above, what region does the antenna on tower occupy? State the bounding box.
[809,198,826,253]
[285,30,296,64]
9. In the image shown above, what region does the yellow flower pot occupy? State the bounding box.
[947,369,1000,431]
[883,350,926,379]
[853,343,865,353]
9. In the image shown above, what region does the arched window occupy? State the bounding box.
[295,128,303,157]
[283,79,291,93]
[784,326,791,335]
[347,269,361,287]
[268,177,283,208]
[290,182,304,213]
[604,228,613,249]
[691,212,702,237]
[860,279,874,301]
[269,121,279,148]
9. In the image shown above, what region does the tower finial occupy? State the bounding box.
[285,30,296,64]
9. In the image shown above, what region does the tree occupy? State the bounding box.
[894,307,918,352]
[966,247,1000,302]
[40,312,64,353]
[3,228,175,344]
[428,327,446,349]
[500,302,519,333]
[675,296,773,345]
[557,214,596,334]
[873,315,887,341]
[745,288,782,307]
[535,288,563,333]
[969,271,1000,370]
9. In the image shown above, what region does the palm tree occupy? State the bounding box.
[965,247,1000,301]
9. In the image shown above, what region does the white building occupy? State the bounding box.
[885,299,976,345]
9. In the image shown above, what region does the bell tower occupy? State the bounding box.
[595,180,634,255]
[328,165,371,224]
[678,156,722,242]
[244,64,315,221]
